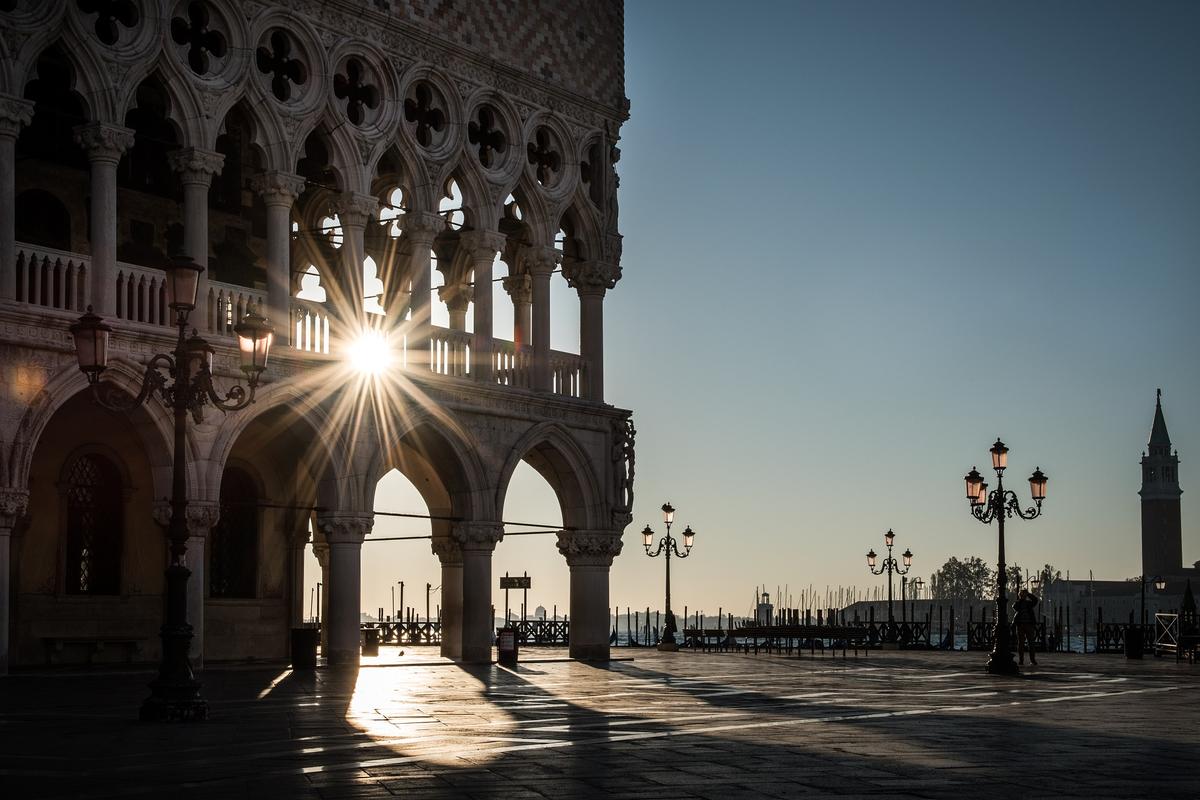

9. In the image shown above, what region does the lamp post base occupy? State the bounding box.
[139,690,208,722]
[657,641,679,652]
[140,563,208,721]
[985,650,1020,676]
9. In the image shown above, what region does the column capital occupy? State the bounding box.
[563,260,621,297]
[525,246,560,277]
[167,147,224,186]
[335,192,379,228]
[0,488,29,529]
[251,170,306,206]
[458,229,506,262]
[73,122,135,164]
[0,95,34,138]
[152,500,220,537]
[452,521,504,552]
[403,211,445,246]
[557,529,623,567]
[430,536,463,566]
[502,273,533,305]
[318,513,374,544]
[438,282,471,312]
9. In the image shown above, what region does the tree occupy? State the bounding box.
[930,556,994,601]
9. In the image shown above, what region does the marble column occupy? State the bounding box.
[460,230,505,384]
[402,212,442,369]
[288,522,311,627]
[431,537,463,659]
[502,273,533,352]
[167,148,223,330]
[250,171,305,345]
[73,122,135,316]
[453,522,503,663]
[313,542,330,650]
[317,514,373,667]
[0,488,29,675]
[563,260,621,402]
[439,285,470,375]
[335,193,378,330]
[0,96,33,302]
[527,248,558,392]
[557,530,623,661]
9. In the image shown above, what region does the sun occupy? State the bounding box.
[347,328,392,375]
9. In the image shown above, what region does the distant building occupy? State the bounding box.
[535,605,547,620]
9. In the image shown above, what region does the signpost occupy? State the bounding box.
[500,572,532,623]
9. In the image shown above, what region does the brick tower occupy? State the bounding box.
[1141,389,1183,576]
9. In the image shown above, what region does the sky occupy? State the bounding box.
[314,0,1200,622]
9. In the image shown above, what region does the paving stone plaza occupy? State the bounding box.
[2,649,1197,799]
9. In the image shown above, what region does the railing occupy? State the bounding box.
[430,327,471,377]
[493,339,532,389]
[291,299,333,354]
[15,244,89,312]
[115,261,170,327]
[511,618,569,646]
[362,620,441,645]
[550,350,584,398]
[207,281,266,337]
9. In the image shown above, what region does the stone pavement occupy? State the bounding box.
[1,648,1198,799]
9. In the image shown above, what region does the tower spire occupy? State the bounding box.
[1150,388,1171,448]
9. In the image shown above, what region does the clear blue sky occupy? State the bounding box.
[338,1,1200,621]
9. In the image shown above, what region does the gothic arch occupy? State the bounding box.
[496,421,604,531]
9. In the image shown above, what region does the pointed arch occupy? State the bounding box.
[496,422,604,531]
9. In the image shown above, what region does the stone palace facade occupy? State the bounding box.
[0,0,633,671]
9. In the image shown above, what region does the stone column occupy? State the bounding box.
[527,248,558,392]
[313,542,330,650]
[335,193,378,330]
[167,148,223,330]
[0,488,29,675]
[439,284,470,375]
[317,514,373,667]
[460,230,505,384]
[563,261,621,402]
[250,171,305,345]
[155,499,218,668]
[431,537,463,659]
[74,122,135,316]
[288,521,311,627]
[558,530,623,661]
[0,96,33,302]
[402,212,442,369]
[502,274,533,351]
[453,522,503,663]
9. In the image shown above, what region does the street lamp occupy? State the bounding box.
[1139,574,1165,627]
[643,502,695,651]
[865,529,912,641]
[911,576,925,621]
[69,255,273,721]
[963,438,1048,676]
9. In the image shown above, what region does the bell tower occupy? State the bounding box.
[1140,389,1183,576]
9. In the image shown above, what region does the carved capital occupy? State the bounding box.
[73,122,135,164]
[563,260,621,296]
[167,147,225,185]
[438,281,472,311]
[250,171,306,206]
[430,536,463,566]
[151,500,220,538]
[318,514,374,544]
[0,488,29,529]
[0,95,34,138]
[557,529,623,567]
[403,211,445,247]
[525,246,560,277]
[502,274,533,305]
[335,192,380,228]
[458,230,506,263]
[312,541,329,568]
[452,521,504,552]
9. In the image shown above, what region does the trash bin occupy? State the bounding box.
[291,626,320,669]
[497,626,518,666]
[362,627,380,657]
[1125,626,1144,659]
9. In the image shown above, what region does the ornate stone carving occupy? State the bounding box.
[72,122,135,164]
[402,211,445,246]
[250,171,306,206]
[334,192,379,227]
[0,95,34,138]
[525,247,559,277]
[612,416,635,516]
[185,502,221,537]
[167,147,225,185]
[562,260,621,296]
[0,487,29,529]
[501,273,533,305]
[556,529,623,567]
[452,521,503,551]
[430,536,463,565]
[317,514,375,543]
[458,229,506,263]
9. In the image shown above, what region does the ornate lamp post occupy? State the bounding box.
[642,502,695,652]
[911,576,925,621]
[1139,575,1166,627]
[866,529,912,641]
[68,256,273,721]
[964,438,1048,676]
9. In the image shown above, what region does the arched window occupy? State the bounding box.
[64,453,123,595]
[210,466,259,599]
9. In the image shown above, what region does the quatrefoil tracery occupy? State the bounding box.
[255,30,307,103]
[527,127,561,186]
[334,58,381,126]
[403,83,445,148]
[77,0,139,46]
[170,1,227,77]
[467,106,506,169]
